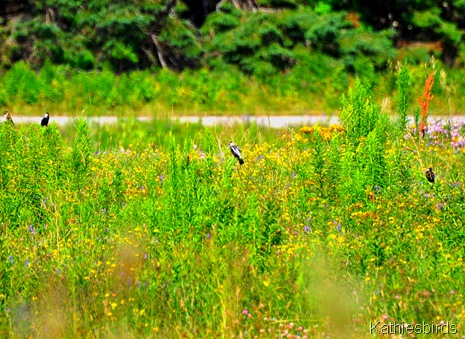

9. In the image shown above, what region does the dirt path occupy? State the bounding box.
[7,115,465,128]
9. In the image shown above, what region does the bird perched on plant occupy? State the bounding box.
[3,110,14,125]
[425,167,435,183]
[41,112,50,127]
[228,141,244,165]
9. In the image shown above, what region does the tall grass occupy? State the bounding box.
[396,62,412,132]
[1,70,465,337]
[1,58,465,116]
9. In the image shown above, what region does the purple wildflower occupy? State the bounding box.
[29,225,35,234]
[159,174,165,182]
[8,255,14,264]
[333,220,341,232]
[304,226,310,232]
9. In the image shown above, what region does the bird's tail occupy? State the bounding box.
[239,158,244,165]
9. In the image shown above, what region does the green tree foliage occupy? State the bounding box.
[0,0,396,76]
[352,0,465,66]
[1,0,202,71]
[202,6,395,77]
[1,0,464,83]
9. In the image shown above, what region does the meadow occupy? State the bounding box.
[1,57,465,117]
[1,73,465,338]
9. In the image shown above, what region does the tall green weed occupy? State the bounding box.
[396,62,412,132]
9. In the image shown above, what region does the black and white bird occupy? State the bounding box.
[3,110,14,125]
[425,167,435,183]
[41,112,50,127]
[228,141,244,165]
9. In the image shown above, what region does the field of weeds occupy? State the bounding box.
[1,75,465,338]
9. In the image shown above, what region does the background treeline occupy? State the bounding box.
[2,0,465,72]
[1,0,465,114]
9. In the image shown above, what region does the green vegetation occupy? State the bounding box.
[2,0,465,71]
[1,57,465,116]
[1,0,465,333]
[1,0,465,114]
[1,75,465,337]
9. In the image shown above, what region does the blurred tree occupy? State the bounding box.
[352,0,465,66]
[0,0,464,72]
[0,0,203,71]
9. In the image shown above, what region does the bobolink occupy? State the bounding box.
[228,141,244,165]
[41,112,50,126]
[425,167,435,183]
[3,110,14,125]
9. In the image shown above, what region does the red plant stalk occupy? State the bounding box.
[418,72,434,137]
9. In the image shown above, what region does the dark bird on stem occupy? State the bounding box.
[3,110,14,125]
[229,141,244,165]
[426,167,435,183]
[41,112,49,127]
